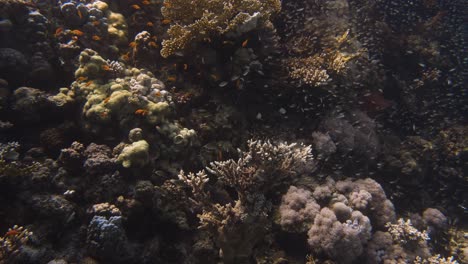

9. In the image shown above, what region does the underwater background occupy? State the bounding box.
[0,0,466,263]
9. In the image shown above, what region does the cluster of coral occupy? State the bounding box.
[0,0,466,263]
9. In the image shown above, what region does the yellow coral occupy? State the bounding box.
[286,30,364,86]
[160,0,281,57]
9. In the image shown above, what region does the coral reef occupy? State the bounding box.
[160,0,281,58]
[0,225,33,263]
[0,0,465,263]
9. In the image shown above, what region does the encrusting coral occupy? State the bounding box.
[160,0,281,57]
[55,49,173,136]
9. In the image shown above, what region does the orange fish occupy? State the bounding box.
[135,109,149,116]
[102,65,111,71]
[142,0,151,5]
[85,80,93,87]
[129,41,137,48]
[92,35,101,41]
[163,2,171,8]
[76,76,88,82]
[131,4,141,10]
[167,76,176,82]
[242,39,249,47]
[92,21,101,26]
[54,27,63,37]
[77,9,83,19]
[121,52,131,61]
[5,230,19,237]
[71,29,84,36]
[148,41,158,48]
[103,96,111,104]
[154,91,162,97]
[146,21,154,27]
[210,74,219,81]
[161,19,171,25]
[100,111,108,118]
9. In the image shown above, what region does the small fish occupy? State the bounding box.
[242,39,249,47]
[163,2,171,8]
[167,76,177,82]
[121,52,131,61]
[219,81,228,87]
[142,0,151,5]
[77,9,83,19]
[71,29,84,36]
[85,80,93,87]
[5,230,19,237]
[129,41,137,48]
[146,21,154,27]
[71,29,84,37]
[92,35,101,41]
[183,63,188,71]
[92,21,101,26]
[100,111,108,118]
[161,19,171,25]
[135,109,149,116]
[210,74,219,81]
[76,76,88,82]
[131,4,141,10]
[103,96,111,104]
[54,27,63,37]
[102,65,111,71]
[148,41,158,48]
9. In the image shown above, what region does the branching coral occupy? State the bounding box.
[177,139,313,263]
[386,218,430,245]
[160,0,281,57]
[285,30,365,86]
[207,139,313,202]
[280,0,367,85]
[0,225,33,263]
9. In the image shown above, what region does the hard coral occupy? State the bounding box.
[178,139,314,263]
[160,0,281,57]
[67,49,173,136]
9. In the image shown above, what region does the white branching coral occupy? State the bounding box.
[208,139,313,202]
[177,139,314,263]
[386,218,430,244]
[178,170,210,204]
[0,225,33,262]
[414,255,459,264]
